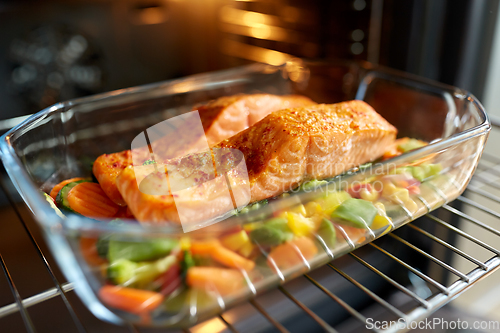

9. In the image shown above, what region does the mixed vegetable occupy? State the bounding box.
[46,138,444,317]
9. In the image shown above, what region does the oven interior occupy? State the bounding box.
[0,0,500,332]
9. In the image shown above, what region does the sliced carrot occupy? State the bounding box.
[211,245,255,271]
[382,141,404,160]
[383,137,433,163]
[80,237,107,266]
[99,285,164,314]
[186,267,244,296]
[67,182,119,218]
[267,237,318,271]
[114,206,135,219]
[382,148,401,161]
[407,153,436,166]
[191,239,255,271]
[50,177,85,200]
[335,225,366,244]
[190,239,219,255]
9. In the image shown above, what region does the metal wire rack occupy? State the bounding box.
[1,125,499,333]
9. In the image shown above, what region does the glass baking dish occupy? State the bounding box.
[0,59,489,328]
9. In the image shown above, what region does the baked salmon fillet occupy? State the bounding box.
[219,101,397,202]
[116,100,397,224]
[93,94,315,206]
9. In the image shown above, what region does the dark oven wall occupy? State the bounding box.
[0,0,223,120]
[1,0,498,118]
[0,0,381,120]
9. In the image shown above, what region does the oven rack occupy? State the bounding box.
[0,126,499,333]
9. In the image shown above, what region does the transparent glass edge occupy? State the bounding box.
[0,63,491,235]
[0,59,491,326]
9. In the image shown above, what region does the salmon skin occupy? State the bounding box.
[116,100,397,224]
[93,94,315,206]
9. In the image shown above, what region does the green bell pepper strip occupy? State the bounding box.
[331,198,378,229]
[297,179,328,192]
[249,218,294,246]
[181,250,195,280]
[317,218,336,248]
[237,199,268,215]
[108,255,177,288]
[397,138,426,152]
[108,238,179,262]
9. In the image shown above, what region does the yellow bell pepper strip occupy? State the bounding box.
[179,237,191,251]
[371,201,392,233]
[243,221,262,232]
[238,241,255,258]
[359,187,379,201]
[284,212,316,237]
[289,204,307,216]
[304,201,322,217]
[371,215,392,233]
[381,180,419,213]
[221,230,250,252]
[317,191,352,215]
[331,198,378,229]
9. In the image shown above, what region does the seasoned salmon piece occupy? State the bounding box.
[93,94,315,205]
[116,100,396,224]
[115,151,250,227]
[218,101,397,202]
[92,150,134,206]
[196,94,316,145]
